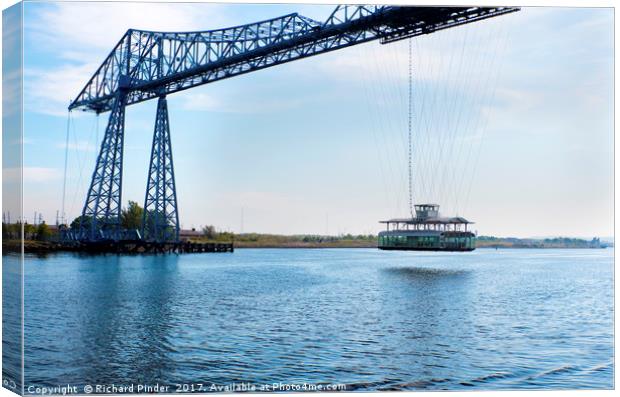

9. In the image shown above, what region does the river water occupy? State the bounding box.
[3,248,614,391]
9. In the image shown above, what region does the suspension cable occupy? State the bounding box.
[407,38,414,218]
[61,110,71,225]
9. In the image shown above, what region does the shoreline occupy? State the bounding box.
[2,240,612,255]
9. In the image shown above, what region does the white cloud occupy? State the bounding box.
[56,140,97,152]
[24,2,232,116]
[4,137,34,145]
[26,2,230,57]
[2,69,22,117]
[24,63,99,116]
[24,2,508,118]
[175,90,306,113]
[3,167,62,183]
[18,5,616,236]
[23,2,515,117]
[176,92,220,112]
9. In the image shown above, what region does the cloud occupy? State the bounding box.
[24,63,99,116]
[23,2,517,118]
[24,2,510,118]
[56,140,97,152]
[25,2,230,58]
[175,90,306,113]
[3,167,62,183]
[2,69,22,118]
[4,137,34,145]
[23,2,231,116]
[176,92,220,112]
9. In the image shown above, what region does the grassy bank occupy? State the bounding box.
[191,234,610,249]
[3,235,610,255]
[3,240,64,254]
[192,233,377,248]
[476,236,610,249]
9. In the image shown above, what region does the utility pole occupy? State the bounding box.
[325,212,329,236]
[240,207,244,234]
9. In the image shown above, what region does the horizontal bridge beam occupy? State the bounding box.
[69,5,519,113]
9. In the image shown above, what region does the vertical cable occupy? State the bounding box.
[61,110,71,225]
[407,38,414,218]
[95,114,100,148]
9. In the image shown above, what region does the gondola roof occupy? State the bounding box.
[380,216,474,225]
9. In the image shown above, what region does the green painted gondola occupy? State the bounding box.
[378,204,475,252]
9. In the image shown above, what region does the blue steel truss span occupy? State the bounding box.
[69,5,518,113]
[70,5,519,243]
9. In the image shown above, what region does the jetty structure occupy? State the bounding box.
[61,5,518,253]
[378,204,475,251]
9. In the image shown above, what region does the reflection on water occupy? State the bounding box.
[12,248,614,391]
[383,266,469,278]
[2,254,22,392]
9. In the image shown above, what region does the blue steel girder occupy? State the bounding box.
[69,5,519,113]
[80,92,127,241]
[142,96,180,243]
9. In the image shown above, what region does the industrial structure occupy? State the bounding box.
[67,4,518,244]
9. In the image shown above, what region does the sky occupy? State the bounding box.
[14,1,614,238]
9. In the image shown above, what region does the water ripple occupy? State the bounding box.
[9,248,614,391]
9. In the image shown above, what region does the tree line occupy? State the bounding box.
[2,222,51,241]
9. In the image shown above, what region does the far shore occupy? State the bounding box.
[2,237,612,255]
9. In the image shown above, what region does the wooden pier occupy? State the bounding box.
[40,240,234,255]
[178,241,234,253]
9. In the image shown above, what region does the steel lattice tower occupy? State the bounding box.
[141,96,180,242]
[80,93,127,241]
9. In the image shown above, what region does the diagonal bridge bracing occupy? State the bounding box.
[142,96,180,243]
[70,5,519,243]
[80,93,126,241]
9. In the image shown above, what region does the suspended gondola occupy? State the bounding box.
[370,16,511,252]
[378,204,475,251]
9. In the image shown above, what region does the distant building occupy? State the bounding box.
[180,229,202,240]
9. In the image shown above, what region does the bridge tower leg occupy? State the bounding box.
[141,96,180,243]
[80,93,127,241]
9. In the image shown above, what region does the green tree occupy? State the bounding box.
[218,231,235,242]
[142,209,176,240]
[70,215,92,230]
[202,225,217,239]
[10,223,20,238]
[24,223,35,240]
[36,222,51,241]
[121,201,143,230]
